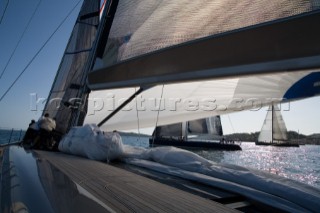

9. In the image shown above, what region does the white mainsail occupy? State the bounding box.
[84,70,319,131]
[258,105,288,143]
[39,1,320,133]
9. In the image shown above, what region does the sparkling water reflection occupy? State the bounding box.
[122,136,320,189]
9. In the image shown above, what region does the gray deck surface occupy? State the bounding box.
[36,151,239,212]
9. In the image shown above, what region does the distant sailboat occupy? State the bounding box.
[256,105,299,147]
[150,116,242,150]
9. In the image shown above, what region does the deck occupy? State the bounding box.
[35,150,239,212]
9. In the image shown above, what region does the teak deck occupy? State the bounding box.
[36,151,239,212]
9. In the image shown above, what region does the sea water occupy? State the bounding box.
[1,131,319,189]
[121,135,320,189]
[0,129,25,145]
[123,143,320,212]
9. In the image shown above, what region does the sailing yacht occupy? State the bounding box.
[256,105,299,147]
[150,116,242,150]
[1,0,320,212]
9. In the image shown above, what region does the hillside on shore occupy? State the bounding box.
[225,131,320,145]
[119,131,150,137]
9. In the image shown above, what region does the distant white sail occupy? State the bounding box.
[258,105,288,143]
[272,105,288,142]
[258,106,273,143]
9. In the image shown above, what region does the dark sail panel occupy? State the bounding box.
[207,116,223,136]
[187,116,223,138]
[153,116,223,139]
[43,0,100,133]
[153,123,183,138]
[188,119,208,134]
[97,0,320,66]
[89,0,320,90]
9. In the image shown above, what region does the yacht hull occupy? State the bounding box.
[255,141,299,147]
[149,138,242,150]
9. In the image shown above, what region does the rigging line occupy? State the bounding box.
[134,87,141,143]
[0,0,42,79]
[151,85,165,147]
[0,0,9,24]
[0,0,82,103]
[227,114,235,133]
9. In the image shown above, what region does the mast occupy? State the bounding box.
[72,0,120,128]
[182,121,188,141]
[272,105,274,143]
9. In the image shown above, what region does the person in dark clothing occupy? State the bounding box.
[23,119,39,145]
[33,113,56,150]
[29,120,35,127]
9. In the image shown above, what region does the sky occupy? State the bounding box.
[0,0,319,135]
[0,0,83,128]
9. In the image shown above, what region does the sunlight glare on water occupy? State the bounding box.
[121,136,320,189]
